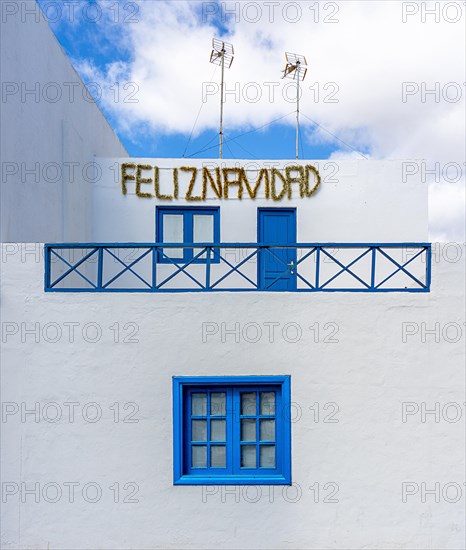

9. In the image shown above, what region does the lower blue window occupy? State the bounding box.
[173,376,291,485]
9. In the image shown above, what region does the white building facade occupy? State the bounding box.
[1,3,465,550]
[2,155,465,548]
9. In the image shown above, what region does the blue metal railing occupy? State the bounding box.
[44,243,431,293]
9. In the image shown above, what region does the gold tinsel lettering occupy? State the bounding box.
[121,163,136,195]
[154,166,172,200]
[182,167,204,201]
[303,165,321,198]
[271,168,288,201]
[173,168,179,199]
[203,167,222,199]
[286,166,305,199]
[135,164,153,198]
[222,168,244,199]
[243,168,268,199]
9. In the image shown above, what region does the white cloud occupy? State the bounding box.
[81,1,465,154]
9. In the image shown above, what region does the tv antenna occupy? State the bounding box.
[210,38,234,159]
[282,52,308,159]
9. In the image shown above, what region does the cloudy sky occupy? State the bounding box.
[40,0,465,241]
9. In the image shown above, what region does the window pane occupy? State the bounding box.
[193,214,214,243]
[210,392,226,416]
[211,445,226,468]
[260,419,275,441]
[163,214,183,241]
[162,214,184,259]
[192,420,207,441]
[193,215,214,242]
[193,214,214,260]
[241,392,256,415]
[241,419,256,441]
[241,445,256,468]
[260,445,275,468]
[192,445,207,468]
[211,419,226,441]
[191,393,207,416]
[260,392,275,415]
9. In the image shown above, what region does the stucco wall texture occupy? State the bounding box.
[1,244,464,549]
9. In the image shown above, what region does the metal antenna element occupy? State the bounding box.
[210,38,234,159]
[282,52,308,159]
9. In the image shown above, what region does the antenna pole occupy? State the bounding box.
[296,62,300,160]
[219,45,225,159]
[283,52,306,159]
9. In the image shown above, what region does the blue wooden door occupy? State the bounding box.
[258,209,297,290]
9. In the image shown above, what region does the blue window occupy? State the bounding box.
[156,206,220,263]
[173,376,291,485]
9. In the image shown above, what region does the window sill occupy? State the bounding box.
[174,474,291,486]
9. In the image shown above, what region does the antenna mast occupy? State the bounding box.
[210,38,234,159]
[282,52,308,159]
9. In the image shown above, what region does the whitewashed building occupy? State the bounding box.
[1,3,465,550]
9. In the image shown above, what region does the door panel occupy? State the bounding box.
[258,209,296,290]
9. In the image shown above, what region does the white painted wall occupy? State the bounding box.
[1,243,464,550]
[0,2,127,243]
[93,158,428,243]
[2,5,460,550]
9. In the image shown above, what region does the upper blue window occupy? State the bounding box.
[156,206,220,263]
[173,376,291,485]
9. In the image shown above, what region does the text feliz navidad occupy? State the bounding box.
[121,164,321,201]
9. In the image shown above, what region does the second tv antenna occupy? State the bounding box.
[282,52,308,160]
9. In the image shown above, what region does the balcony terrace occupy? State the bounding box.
[44,243,431,293]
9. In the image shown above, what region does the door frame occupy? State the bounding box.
[257,208,297,290]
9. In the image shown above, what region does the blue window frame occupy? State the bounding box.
[156,206,220,263]
[173,376,291,485]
